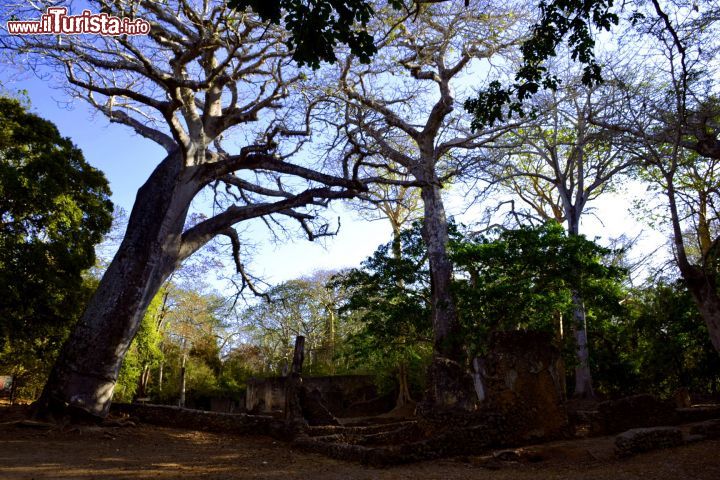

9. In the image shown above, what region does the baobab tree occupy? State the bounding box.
[3,0,365,418]
[324,0,525,409]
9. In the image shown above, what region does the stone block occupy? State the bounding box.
[689,418,720,439]
[614,427,683,457]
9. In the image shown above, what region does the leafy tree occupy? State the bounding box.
[160,287,227,407]
[114,290,165,402]
[326,0,525,409]
[0,96,112,398]
[587,279,720,398]
[466,0,619,126]
[229,0,384,68]
[482,73,635,397]
[336,221,625,400]
[591,0,720,353]
[452,222,626,362]
[218,344,267,399]
[625,280,720,396]
[333,224,434,407]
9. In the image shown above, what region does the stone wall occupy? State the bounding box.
[111,403,275,435]
[476,331,569,441]
[246,375,381,417]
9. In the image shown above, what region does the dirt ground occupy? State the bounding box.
[1,406,719,480]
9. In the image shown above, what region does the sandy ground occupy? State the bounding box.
[1,406,719,479]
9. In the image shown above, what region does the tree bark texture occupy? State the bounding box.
[285,336,306,428]
[421,184,461,359]
[682,266,720,352]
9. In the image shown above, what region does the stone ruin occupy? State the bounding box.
[105,330,720,466]
[245,375,391,419]
[474,330,568,441]
[287,330,571,464]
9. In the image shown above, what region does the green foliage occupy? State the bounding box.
[0,96,112,396]
[229,0,383,68]
[332,223,433,383]
[244,272,346,375]
[114,291,165,402]
[217,345,267,397]
[621,280,720,396]
[585,279,720,398]
[452,221,626,356]
[466,0,618,127]
[335,220,627,395]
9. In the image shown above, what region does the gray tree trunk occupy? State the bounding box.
[571,291,594,398]
[566,212,594,399]
[178,345,187,408]
[419,182,475,411]
[686,270,720,352]
[34,151,199,418]
[420,184,460,357]
[665,183,720,354]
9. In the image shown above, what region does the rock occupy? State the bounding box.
[493,449,521,461]
[598,394,676,434]
[614,427,683,457]
[109,403,275,436]
[689,419,720,439]
[685,434,705,443]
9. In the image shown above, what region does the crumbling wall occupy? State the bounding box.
[246,377,285,414]
[111,403,275,435]
[477,330,569,441]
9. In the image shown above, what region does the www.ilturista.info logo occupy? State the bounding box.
[7,7,150,36]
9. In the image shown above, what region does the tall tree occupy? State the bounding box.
[592,0,720,352]
[3,0,366,418]
[327,0,525,409]
[333,223,433,408]
[485,75,635,397]
[345,176,423,405]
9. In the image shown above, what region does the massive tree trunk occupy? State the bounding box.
[34,151,200,418]
[419,182,475,411]
[421,184,460,357]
